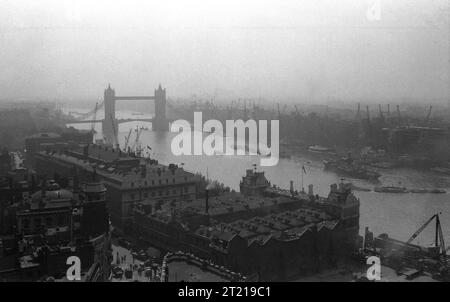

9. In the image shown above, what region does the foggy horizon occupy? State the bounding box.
[0,0,449,104]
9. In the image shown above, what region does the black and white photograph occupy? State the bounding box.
[0,0,449,289]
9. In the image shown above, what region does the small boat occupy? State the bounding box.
[308,145,336,154]
[409,188,446,194]
[374,186,408,193]
[429,189,446,194]
[409,188,428,193]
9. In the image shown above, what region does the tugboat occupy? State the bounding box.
[323,154,381,180]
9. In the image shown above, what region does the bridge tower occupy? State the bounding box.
[102,84,118,145]
[153,84,169,131]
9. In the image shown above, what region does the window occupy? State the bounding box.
[45,217,53,227]
[131,193,135,200]
[151,191,155,197]
[131,182,134,187]
[173,178,175,183]
[159,180,161,185]
[144,192,148,198]
[166,179,168,184]
[152,180,155,185]
[184,187,188,193]
[159,191,162,196]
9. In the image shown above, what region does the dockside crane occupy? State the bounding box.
[366,105,371,126]
[133,126,144,156]
[123,128,132,152]
[406,213,446,260]
[252,101,258,120]
[243,100,248,120]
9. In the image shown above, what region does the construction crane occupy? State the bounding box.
[123,128,133,152]
[406,213,446,259]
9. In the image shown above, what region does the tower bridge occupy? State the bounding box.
[69,84,170,145]
[103,84,169,144]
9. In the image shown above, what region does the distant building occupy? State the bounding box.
[382,126,448,154]
[25,129,93,167]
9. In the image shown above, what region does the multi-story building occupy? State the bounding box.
[0,178,112,281]
[33,143,197,230]
[133,170,361,281]
[24,129,93,167]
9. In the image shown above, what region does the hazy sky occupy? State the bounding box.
[0,0,448,102]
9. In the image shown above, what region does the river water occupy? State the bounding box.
[67,109,450,246]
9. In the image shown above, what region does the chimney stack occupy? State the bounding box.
[289,180,294,194]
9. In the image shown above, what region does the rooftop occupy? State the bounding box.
[36,147,195,188]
